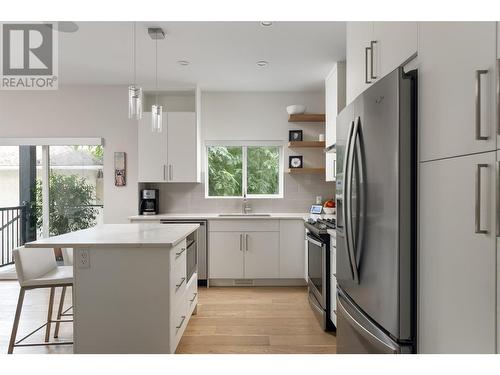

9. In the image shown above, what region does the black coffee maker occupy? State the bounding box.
[139,189,159,215]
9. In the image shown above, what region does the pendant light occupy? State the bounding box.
[149,27,165,132]
[128,22,143,120]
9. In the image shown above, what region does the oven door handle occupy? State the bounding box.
[307,235,325,248]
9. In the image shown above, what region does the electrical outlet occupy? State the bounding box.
[77,249,90,269]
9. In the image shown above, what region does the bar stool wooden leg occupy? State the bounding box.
[8,288,25,354]
[44,287,55,342]
[54,286,67,339]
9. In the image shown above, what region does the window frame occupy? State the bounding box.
[205,140,284,199]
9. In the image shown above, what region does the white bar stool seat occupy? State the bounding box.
[8,246,73,354]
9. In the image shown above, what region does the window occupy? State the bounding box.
[206,143,283,198]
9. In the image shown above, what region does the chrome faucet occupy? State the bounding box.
[242,193,252,214]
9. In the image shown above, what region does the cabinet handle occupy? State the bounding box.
[475,69,489,140]
[475,163,488,234]
[176,315,186,329]
[169,164,173,180]
[163,165,167,181]
[365,47,371,84]
[239,234,243,251]
[370,41,377,80]
[190,292,198,302]
[497,161,500,237]
[176,248,186,257]
[245,233,249,251]
[497,60,500,136]
[176,277,186,290]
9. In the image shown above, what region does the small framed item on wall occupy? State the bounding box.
[114,152,126,186]
[289,130,303,142]
[289,155,303,169]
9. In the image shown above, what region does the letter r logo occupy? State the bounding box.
[2,24,53,75]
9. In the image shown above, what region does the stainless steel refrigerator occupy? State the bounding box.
[335,67,417,354]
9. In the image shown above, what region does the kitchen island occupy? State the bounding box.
[25,223,199,354]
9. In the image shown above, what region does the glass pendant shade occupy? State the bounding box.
[151,105,163,132]
[128,85,143,120]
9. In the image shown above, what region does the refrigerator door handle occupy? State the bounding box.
[338,291,399,354]
[497,161,500,237]
[497,60,500,135]
[353,116,366,268]
[346,117,361,283]
[343,120,357,282]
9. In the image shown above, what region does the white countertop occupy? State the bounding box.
[24,223,199,249]
[128,212,336,221]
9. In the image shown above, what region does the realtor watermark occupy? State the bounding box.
[0,22,58,90]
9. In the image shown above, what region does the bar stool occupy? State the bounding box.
[54,248,74,339]
[8,246,73,354]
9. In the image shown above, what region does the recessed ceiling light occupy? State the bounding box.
[260,21,273,27]
[177,60,190,66]
[256,60,269,67]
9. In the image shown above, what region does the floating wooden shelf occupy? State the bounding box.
[287,168,326,174]
[288,114,326,123]
[288,141,325,148]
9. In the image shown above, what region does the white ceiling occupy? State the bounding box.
[58,22,346,91]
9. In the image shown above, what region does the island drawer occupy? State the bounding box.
[170,239,187,268]
[170,298,188,351]
[209,219,279,232]
[186,274,198,314]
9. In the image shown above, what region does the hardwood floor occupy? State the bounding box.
[0,281,336,354]
[176,286,337,354]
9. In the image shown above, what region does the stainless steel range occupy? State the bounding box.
[304,217,336,331]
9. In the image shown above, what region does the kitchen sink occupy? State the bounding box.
[218,213,272,217]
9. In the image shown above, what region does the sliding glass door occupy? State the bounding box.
[0,140,103,266]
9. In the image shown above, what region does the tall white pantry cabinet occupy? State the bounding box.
[418,22,499,353]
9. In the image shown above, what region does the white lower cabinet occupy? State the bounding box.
[208,231,244,278]
[419,151,497,353]
[244,232,280,278]
[209,219,305,280]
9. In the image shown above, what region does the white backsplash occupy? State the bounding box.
[141,172,335,214]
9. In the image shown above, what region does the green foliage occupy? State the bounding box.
[33,173,99,236]
[247,147,280,195]
[207,146,280,197]
[208,146,242,197]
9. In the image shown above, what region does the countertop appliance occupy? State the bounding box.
[304,217,336,331]
[139,189,159,215]
[335,67,417,353]
[160,219,208,285]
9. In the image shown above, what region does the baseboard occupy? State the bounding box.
[208,278,307,287]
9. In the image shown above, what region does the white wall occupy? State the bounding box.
[0,85,137,223]
[143,91,335,214]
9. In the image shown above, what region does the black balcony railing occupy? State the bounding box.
[0,205,26,267]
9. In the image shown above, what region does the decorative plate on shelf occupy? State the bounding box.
[289,155,303,169]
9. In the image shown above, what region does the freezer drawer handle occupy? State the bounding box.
[475,69,489,141]
[475,163,488,234]
[338,295,398,354]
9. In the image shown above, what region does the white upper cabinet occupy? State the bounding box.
[419,22,497,161]
[372,22,417,79]
[325,62,346,182]
[138,116,167,182]
[138,111,200,183]
[346,22,374,104]
[346,22,417,105]
[167,112,198,182]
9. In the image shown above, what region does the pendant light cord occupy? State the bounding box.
[155,31,158,105]
[133,22,136,85]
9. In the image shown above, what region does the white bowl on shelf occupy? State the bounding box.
[286,105,306,115]
[323,207,335,215]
